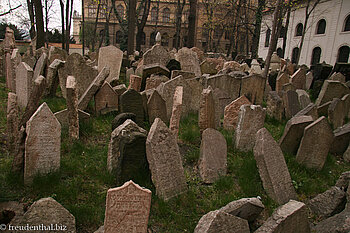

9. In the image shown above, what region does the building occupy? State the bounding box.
[73,0,257,55]
[258,0,350,66]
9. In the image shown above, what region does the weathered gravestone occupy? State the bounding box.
[175,47,202,77]
[120,89,144,126]
[240,74,266,104]
[143,44,171,67]
[255,200,310,233]
[94,82,118,115]
[147,90,167,124]
[205,73,242,100]
[276,73,290,93]
[107,120,149,185]
[254,128,297,204]
[198,87,216,133]
[186,78,204,112]
[125,67,134,83]
[295,103,318,120]
[290,68,306,90]
[98,45,123,83]
[330,123,350,155]
[296,89,311,109]
[10,49,22,91]
[305,71,314,90]
[24,103,61,184]
[199,128,227,184]
[66,76,79,139]
[279,115,314,155]
[223,95,251,131]
[146,118,187,200]
[171,70,195,80]
[16,62,33,109]
[234,105,266,152]
[328,98,345,129]
[296,116,334,170]
[145,74,168,90]
[128,74,142,92]
[5,52,13,91]
[45,59,65,96]
[48,46,67,65]
[7,93,18,157]
[104,181,151,233]
[111,113,136,131]
[283,90,301,119]
[169,86,183,138]
[329,72,346,83]
[54,109,90,128]
[194,210,250,233]
[266,91,284,121]
[316,80,350,106]
[33,52,47,81]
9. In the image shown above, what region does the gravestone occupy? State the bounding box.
[46,59,65,96]
[33,52,47,81]
[250,59,262,74]
[296,89,311,109]
[187,78,204,112]
[94,82,118,115]
[166,59,181,72]
[120,89,144,126]
[107,120,149,185]
[254,128,297,204]
[316,80,350,106]
[279,115,313,155]
[276,73,290,93]
[7,93,18,157]
[296,116,334,170]
[270,52,281,72]
[169,86,183,138]
[147,90,167,124]
[113,84,127,96]
[111,113,136,131]
[128,74,142,91]
[143,44,171,67]
[98,45,123,83]
[266,91,284,121]
[329,72,346,83]
[125,67,134,83]
[48,46,67,65]
[198,87,216,133]
[234,105,266,151]
[199,128,227,183]
[175,47,201,77]
[295,103,318,120]
[317,101,332,116]
[240,74,266,104]
[104,181,151,233]
[282,90,301,119]
[305,71,314,90]
[223,95,251,131]
[24,103,61,184]
[330,123,350,155]
[146,118,187,200]
[145,74,168,90]
[66,76,79,139]
[328,98,345,129]
[290,68,306,90]
[16,62,33,109]
[5,52,13,91]
[171,70,195,80]
[282,82,296,92]
[10,49,22,91]
[205,73,242,100]
[54,109,90,127]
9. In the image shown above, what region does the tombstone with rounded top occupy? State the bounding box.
[98,45,123,83]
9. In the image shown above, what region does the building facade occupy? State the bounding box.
[258,0,350,66]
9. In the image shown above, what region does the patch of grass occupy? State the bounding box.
[179,112,201,145]
[264,114,286,141]
[40,96,66,113]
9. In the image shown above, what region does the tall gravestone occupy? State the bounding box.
[223,95,251,131]
[198,87,216,133]
[290,68,306,90]
[98,45,123,83]
[104,181,151,233]
[120,89,144,126]
[24,103,61,184]
[66,76,79,139]
[240,74,266,104]
[146,118,187,200]
[169,86,183,138]
[147,90,167,124]
[16,62,33,109]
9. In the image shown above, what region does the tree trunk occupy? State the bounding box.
[45,0,48,46]
[251,0,265,59]
[282,1,291,58]
[92,1,101,52]
[33,0,45,49]
[82,0,85,55]
[187,0,197,48]
[128,0,136,55]
[27,0,36,39]
[136,0,151,52]
[174,0,185,49]
[65,0,69,52]
[59,0,65,50]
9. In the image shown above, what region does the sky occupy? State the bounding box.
[0,0,81,33]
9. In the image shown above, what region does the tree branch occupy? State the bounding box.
[0,4,22,17]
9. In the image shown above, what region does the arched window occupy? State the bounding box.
[151,7,158,23]
[277,48,283,58]
[162,8,170,23]
[295,23,303,36]
[116,30,122,44]
[279,26,285,38]
[292,47,299,64]
[150,31,156,46]
[344,15,350,32]
[162,33,169,46]
[311,47,322,65]
[88,5,96,17]
[337,46,350,63]
[316,19,326,34]
[116,5,124,19]
[265,28,271,47]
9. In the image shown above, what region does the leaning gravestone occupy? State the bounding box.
[7,93,18,157]
[234,105,266,152]
[199,128,227,183]
[33,52,47,82]
[98,45,123,83]
[296,116,334,170]
[240,74,266,104]
[328,98,345,129]
[254,128,297,204]
[147,90,167,124]
[45,59,65,96]
[175,47,202,77]
[290,68,306,90]
[146,118,187,200]
[104,181,151,233]
[94,81,118,115]
[198,87,216,133]
[266,91,284,121]
[223,95,251,131]
[48,46,67,65]
[305,71,314,90]
[111,113,136,131]
[145,74,168,90]
[330,123,350,155]
[279,115,313,155]
[295,103,318,120]
[16,62,33,109]
[24,103,61,184]
[120,89,144,126]
[296,89,311,109]
[276,73,290,93]
[316,80,350,106]
[283,90,301,119]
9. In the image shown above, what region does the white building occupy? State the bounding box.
[258,0,350,66]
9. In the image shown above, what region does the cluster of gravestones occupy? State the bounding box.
[2,27,350,232]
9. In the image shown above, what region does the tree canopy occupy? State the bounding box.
[0,23,27,40]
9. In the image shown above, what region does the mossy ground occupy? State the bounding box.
[0,74,349,232]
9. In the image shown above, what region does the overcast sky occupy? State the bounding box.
[0,0,81,33]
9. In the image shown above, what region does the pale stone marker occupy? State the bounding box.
[266,91,284,121]
[296,116,334,170]
[146,118,187,200]
[305,71,313,90]
[147,89,167,124]
[169,86,183,138]
[223,95,251,131]
[98,45,123,83]
[33,52,47,80]
[104,180,151,233]
[296,89,311,109]
[175,47,202,77]
[143,44,171,67]
[45,59,65,96]
[16,62,33,109]
[316,80,350,106]
[328,98,345,129]
[234,105,266,152]
[10,48,22,91]
[240,74,266,104]
[7,92,19,157]
[66,76,79,139]
[198,87,216,133]
[290,68,306,90]
[94,82,118,115]
[145,74,168,90]
[128,74,142,91]
[24,103,61,184]
[254,128,297,204]
[199,128,227,183]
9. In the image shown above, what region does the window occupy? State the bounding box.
[277,48,283,58]
[344,15,350,32]
[311,47,322,65]
[292,47,299,64]
[265,28,271,47]
[295,23,303,36]
[279,26,285,38]
[116,30,122,44]
[116,5,124,19]
[316,19,326,34]
[161,33,169,46]
[88,5,96,17]
[162,8,170,23]
[150,32,156,46]
[337,46,350,63]
[151,7,158,23]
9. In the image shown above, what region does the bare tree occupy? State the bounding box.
[251,0,265,58]
[33,0,45,48]
[136,0,151,51]
[187,0,197,48]
[26,0,36,39]
[174,0,186,49]
[0,4,21,17]
[59,0,65,49]
[128,0,136,55]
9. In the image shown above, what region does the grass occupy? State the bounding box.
[0,74,350,232]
